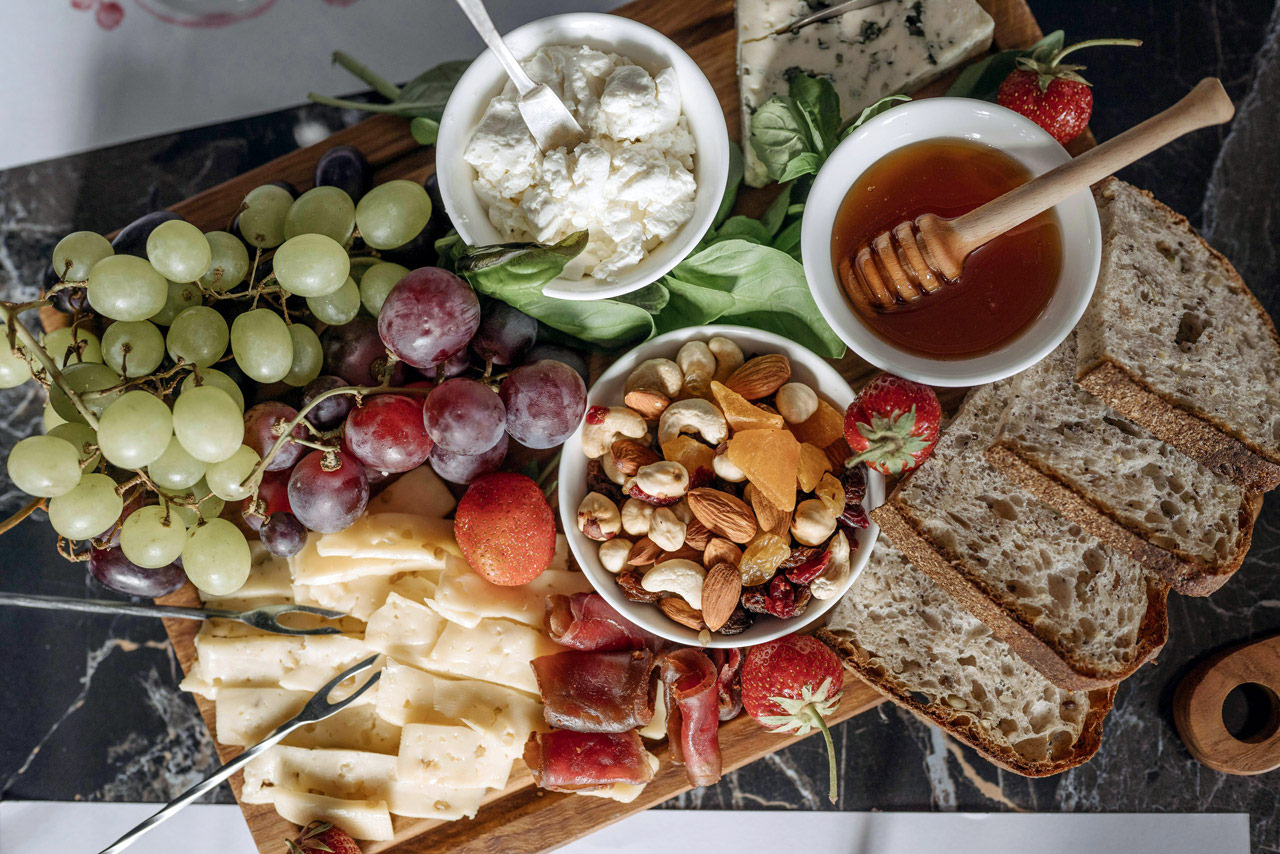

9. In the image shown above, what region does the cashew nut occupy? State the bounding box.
[791,498,837,546]
[648,506,687,552]
[641,559,706,610]
[658,398,728,446]
[598,537,633,573]
[582,406,647,459]
[811,530,852,599]
[621,498,656,535]
[676,341,716,399]
[628,460,690,504]
[708,336,744,383]
[776,382,819,424]
[577,492,621,541]
[601,451,627,485]
[712,442,746,482]
[624,358,683,398]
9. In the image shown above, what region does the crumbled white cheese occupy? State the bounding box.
[464,45,698,282]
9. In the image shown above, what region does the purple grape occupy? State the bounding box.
[499,360,587,449]
[526,344,589,384]
[423,378,506,455]
[268,179,299,199]
[243,402,307,472]
[438,347,472,379]
[315,145,372,202]
[111,211,185,258]
[322,316,407,386]
[88,547,187,598]
[472,302,537,366]
[429,433,508,485]
[301,375,355,430]
[344,394,433,473]
[46,266,90,313]
[261,512,307,558]
[288,450,369,533]
[378,268,480,369]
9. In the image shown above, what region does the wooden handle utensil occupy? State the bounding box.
[845,77,1236,314]
[1173,633,1280,775]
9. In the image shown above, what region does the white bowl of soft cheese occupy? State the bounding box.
[436,13,729,301]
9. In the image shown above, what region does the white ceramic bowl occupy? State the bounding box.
[558,326,884,648]
[801,98,1102,387]
[436,13,729,302]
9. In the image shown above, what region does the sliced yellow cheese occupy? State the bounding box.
[183,632,306,696]
[277,635,376,693]
[397,723,515,790]
[375,658,443,727]
[577,752,660,804]
[428,559,593,628]
[284,702,403,755]
[385,779,486,821]
[242,745,398,805]
[367,466,456,518]
[204,542,293,609]
[270,790,393,842]
[638,681,668,741]
[364,593,447,669]
[215,687,310,747]
[315,513,460,561]
[421,618,559,696]
[291,532,445,587]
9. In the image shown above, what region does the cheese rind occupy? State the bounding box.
[737,0,995,186]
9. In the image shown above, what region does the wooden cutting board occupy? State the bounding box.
[146,1,1055,851]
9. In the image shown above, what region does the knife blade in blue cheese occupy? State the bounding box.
[737,0,995,186]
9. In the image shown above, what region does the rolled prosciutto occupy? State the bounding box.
[545,592,652,652]
[531,649,656,733]
[524,730,655,792]
[710,648,743,722]
[661,649,723,787]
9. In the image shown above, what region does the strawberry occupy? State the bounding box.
[843,372,941,476]
[742,634,844,803]
[454,472,556,586]
[286,821,362,854]
[996,38,1142,144]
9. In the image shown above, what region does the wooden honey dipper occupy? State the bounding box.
[845,77,1236,314]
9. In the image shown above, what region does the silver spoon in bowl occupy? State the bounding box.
[452,0,587,152]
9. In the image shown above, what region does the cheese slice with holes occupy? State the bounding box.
[277,635,375,693]
[215,687,311,747]
[577,751,660,803]
[242,745,399,805]
[291,532,445,587]
[364,593,447,669]
[422,618,559,695]
[270,790,393,842]
[428,559,593,628]
[397,723,515,789]
[386,779,487,820]
[316,513,461,561]
[375,658,443,726]
[367,466,457,518]
[284,702,402,755]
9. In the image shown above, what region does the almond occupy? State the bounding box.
[624,388,670,420]
[701,562,743,632]
[626,537,662,566]
[659,545,704,563]
[704,537,743,568]
[659,597,706,630]
[746,483,792,539]
[684,517,713,550]
[725,354,791,400]
[686,488,758,544]
[610,437,660,476]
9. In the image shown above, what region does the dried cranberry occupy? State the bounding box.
[586,405,609,425]
[716,605,754,635]
[586,458,626,505]
[741,577,810,619]
[784,546,831,584]
[616,569,661,604]
[839,502,870,530]
[841,464,867,504]
[688,466,715,489]
[741,588,771,615]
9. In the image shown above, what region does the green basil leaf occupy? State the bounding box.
[410,117,439,145]
[760,183,794,238]
[777,152,823,183]
[772,219,804,263]
[749,98,813,183]
[457,231,588,277]
[653,276,738,335]
[711,216,772,246]
[715,140,745,228]
[670,240,845,358]
[396,59,471,118]
[945,31,1064,102]
[788,74,841,155]
[616,281,670,315]
[508,297,655,346]
[838,94,911,140]
[434,230,464,271]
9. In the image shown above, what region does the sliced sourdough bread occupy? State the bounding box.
[871,382,1170,690]
[987,334,1261,596]
[818,535,1114,776]
[1076,177,1280,492]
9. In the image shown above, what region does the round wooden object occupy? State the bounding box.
[1173,634,1280,775]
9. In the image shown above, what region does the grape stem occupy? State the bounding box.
[0,497,44,536]
[1,303,100,428]
[235,384,432,491]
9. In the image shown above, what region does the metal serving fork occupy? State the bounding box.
[97,654,383,854]
[0,591,346,636]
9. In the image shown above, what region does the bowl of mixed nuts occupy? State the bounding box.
[559,326,884,647]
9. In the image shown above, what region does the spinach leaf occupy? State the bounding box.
[616,281,670,315]
[788,74,841,155]
[760,183,794,238]
[777,151,823,183]
[434,230,464,270]
[749,74,844,184]
[669,240,845,358]
[838,94,911,140]
[652,277,737,335]
[715,140,745,229]
[711,216,773,246]
[396,60,472,117]
[749,98,814,183]
[308,55,470,123]
[946,31,1064,101]
[772,220,803,263]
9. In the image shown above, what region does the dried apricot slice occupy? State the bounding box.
[797,442,833,492]
[788,398,844,449]
[711,381,785,432]
[727,428,799,511]
[661,435,715,486]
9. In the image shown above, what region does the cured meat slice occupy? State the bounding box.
[531,649,656,733]
[523,730,655,792]
[545,592,652,652]
[661,649,723,787]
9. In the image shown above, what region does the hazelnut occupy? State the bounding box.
[598,538,633,573]
[577,492,621,541]
[791,498,837,546]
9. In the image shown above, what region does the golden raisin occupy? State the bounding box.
[815,472,846,518]
[738,532,791,586]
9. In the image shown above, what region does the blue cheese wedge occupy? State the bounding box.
[737,0,995,185]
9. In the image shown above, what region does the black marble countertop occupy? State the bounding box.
[2,0,1280,850]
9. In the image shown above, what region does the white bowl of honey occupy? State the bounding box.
[801,98,1102,387]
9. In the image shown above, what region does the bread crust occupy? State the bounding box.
[817,628,1116,777]
[1077,360,1280,492]
[985,442,1262,596]
[871,500,1169,690]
